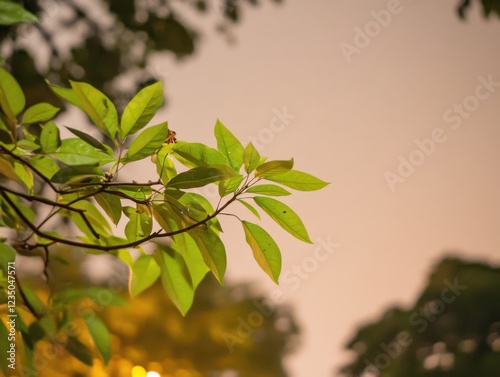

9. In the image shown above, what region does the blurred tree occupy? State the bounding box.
[457,0,500,19]
[338,256,500,377]
[0,0,283,108]
[30,254,300,377]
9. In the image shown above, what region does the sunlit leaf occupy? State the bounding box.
[39,121,60,153]
[86,317,112,365]
[255,158,293,178]
[50,166,102,184]
[218,174,244,197]
[245,184,291,196]
[12,159,34,192]
[130,253,161,297]
[172,141,228,168]
[48,83,83,108]
[264,169,330,191]
[66,126,112,153]
[155,245,195,315]
[124,121,169,162]
[53,138,115,166]
[0,66,25,122]
[123,206,152,242]
[243,142,261,174]
[121,81,163,138]
[95,193,122,225]
[238,199,260,219]
[242,220,281,283]
[253,196,312,243]
[189,227,226,284]
[184,192,223,233]
[172,233,209,289]
[70,81,119,139]
[30,155,59,180]
[23,103,60,124]
[214,119,244,171]
[167,165,236,189]
[155,144,177,184]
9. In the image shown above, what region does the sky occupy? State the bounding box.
[122,0,500,375]
[64,1,500,376]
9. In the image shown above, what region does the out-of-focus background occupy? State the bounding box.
[5,0,500,376]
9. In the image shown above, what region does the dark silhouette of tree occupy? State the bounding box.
[338,256,500,377]
[0,0,283,108]
[457,0,500,19]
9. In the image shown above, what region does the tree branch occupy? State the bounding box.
[1,188,240,252]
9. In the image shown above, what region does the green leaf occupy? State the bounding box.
[66,337,94,366]
[124,121,169,162]
[172,233,209,289]
[23,103,60,124]
[53,138,115,166]
[39,121,60,153]
[52,288,125,308]
[12,159,34,192]
[123,206,152,243]
[218,174,244,197]
[68,200,111,238]
[30,155,60,180]
[0,66,25,121]
[253,196,312,243]
[172,141,228,168]
[95,193,122,225]
[155,144,177,184]
[264,169,330,191]
[0,242,15,275]
[189,227,226,284]
[50,166,102,184]
[238,199,260,219]
[0,1,38,24]
[121,81,163,138]
[214,119,244,171]
[255,158,294,178]
[109,185,152,201]
[166,165,236,189]
[156,245,195,316]
[245,184,291,196]
[85,317,112,365]
[70,81,119,139]
[129,253,161,297]
[66,126,112,153]
[242,221,281,283]
[183,192,222,233]
[152,203,177,233]
[243,142,261,174]
[48,83,83,108]
[21,286,47,316]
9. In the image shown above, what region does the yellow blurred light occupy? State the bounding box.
[131,365,147,377]
[146,372,161,377]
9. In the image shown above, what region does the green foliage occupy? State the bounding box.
[0,68,328,370]
[0,1,38,26]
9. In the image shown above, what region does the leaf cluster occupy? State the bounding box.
[0,67,328,369]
